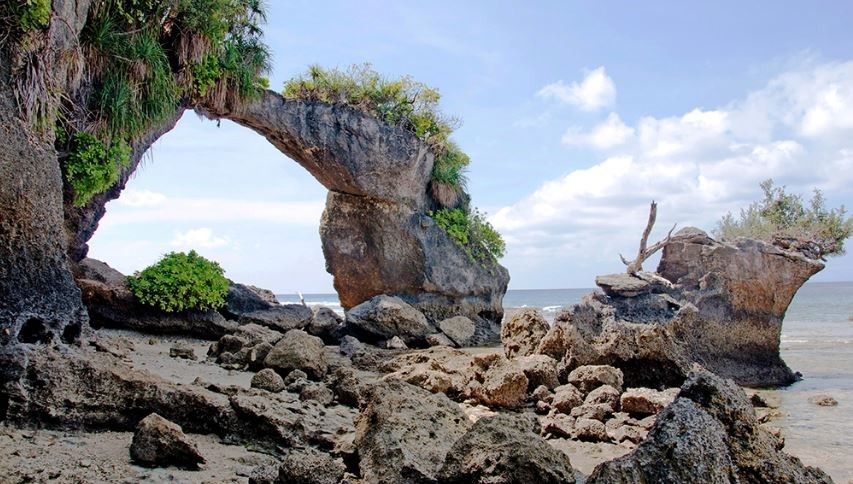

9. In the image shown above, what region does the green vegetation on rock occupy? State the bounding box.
[282,64,471,195]
[128,250,229,313]
[63,132,130,207]
[17,0,50,31]
[716,179,853,259]
[431,208,506,263]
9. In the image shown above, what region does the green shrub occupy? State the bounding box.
[18,0,50,31]
[128,250,229,313]
[716,179,853,259]
[431,208,506,263]
[63,132,130,207]
[282,64,458,148]
[432,141,470,191]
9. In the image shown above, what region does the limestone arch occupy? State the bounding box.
[64,91,509,342]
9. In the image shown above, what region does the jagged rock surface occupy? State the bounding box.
[438,414,576,484]
[354,379,472,484]
[586,368,832,483]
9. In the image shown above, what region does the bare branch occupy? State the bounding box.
[621,202,678,275]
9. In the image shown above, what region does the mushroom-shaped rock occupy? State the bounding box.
[587,368,833,483]
[264,329,327,380]
[355,379,472,483]
[130,413,205,469]
[501,309,550,359]
[345,295,434,345]
[568,365,624,394]
[438,414,576,484]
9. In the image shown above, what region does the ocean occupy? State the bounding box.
[278,282,853,481]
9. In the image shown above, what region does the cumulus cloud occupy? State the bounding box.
[171,228,230,249]
[538,67,617,111]
[118,189,167,207]
[494,60,853,280]
[562,113,635,149]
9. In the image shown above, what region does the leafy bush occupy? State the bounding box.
[715,179,853,259]
[63,132,130,207]
[18,0,50,31]
[431,208,506,263]
[128,250,229,313]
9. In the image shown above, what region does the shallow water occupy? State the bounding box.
[280,283,853,480]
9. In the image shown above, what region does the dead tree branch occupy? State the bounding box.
[620,201,677,275]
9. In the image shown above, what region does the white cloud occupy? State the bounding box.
[103,197,326,226]
[538,67,617,111]
[562,113,635,149]
[118,189,167,207]
[171,228,230,249]
[495,60,853,278]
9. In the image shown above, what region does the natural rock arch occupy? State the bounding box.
[1,1,507,347]
[71,91,510,333]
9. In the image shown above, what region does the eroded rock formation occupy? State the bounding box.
[535,228,823,387]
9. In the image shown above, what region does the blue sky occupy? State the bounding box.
[89,1,853,292]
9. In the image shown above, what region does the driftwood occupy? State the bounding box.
[620,201,677,278]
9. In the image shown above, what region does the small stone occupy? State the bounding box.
[385,336,408,350]
[573,418,608,442]
[283,369,308,386]
[585,384,621,409]
[263,329,327,380]
[539,414,575,438]
[570,403,613,422]
[79,459,92,468]
[531,384,552,403]
[535,400,551,415]
[250,368,286,393]
[551,384,583,414]
[169,344,197,360]
[568,365,624,394]
[620,387,679,415]
[749,393,770,408]
[300,383,335,405]
[148,338,156,345]
[130,413,205,469]
[607,424,646,444]
[809,395,838,407]
[426,333,456,347]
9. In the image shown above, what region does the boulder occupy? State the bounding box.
[551,384,584,414]
[808,395,838,407]
[355,379,472,483]
[514,354,560,390]
[573,417,608,442]
[345,295,435,345]
[234,324,284,347]
[568,365,624,394]
[381,346,475,398]
[169,343,196,360]
[540,414,575,438]
[570,403,613,422]
[129,413,205,469]
[438,316,476,347]
[251,368,286,393]
[222,282,277,318]
[585,384,621,409]
[306,306,345,343]
[438,414,576,483]
[501,309,550,359]
[239,304,314,332]
[264,330,328,380]
[468,353,529,408]
[586,367,833,483]
[620,387,679,415]
[276,448,346,484]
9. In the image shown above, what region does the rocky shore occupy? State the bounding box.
[0,254,834,483]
